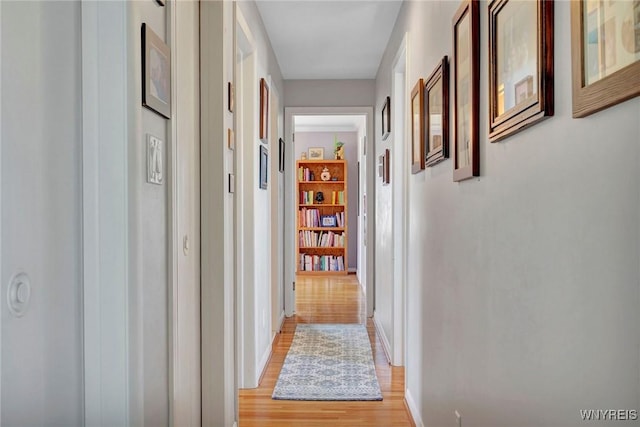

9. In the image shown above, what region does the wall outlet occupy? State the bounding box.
[455,410,462,427]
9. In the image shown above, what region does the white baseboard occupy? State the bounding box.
[256,343,272,386]
[405,388,424,427]
[373,315,392,365]
[277,310,285,332]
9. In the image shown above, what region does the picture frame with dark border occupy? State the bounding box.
[411,79,425,174]
[259,78,269,143]
[570,0,640,118]
[259,145,268,189]
[425,56,450,167]
[228,82,234,113]
[142,23,171,119]
[488,0,554,142]
[452,0,479,182]
[278,138,285,173]
[383,148,391,185]
[382,96,391,140]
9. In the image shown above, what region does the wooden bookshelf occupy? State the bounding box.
[296,160,348,275]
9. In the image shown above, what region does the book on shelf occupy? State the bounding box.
[299,253,345,272]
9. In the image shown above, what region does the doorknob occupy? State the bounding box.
[7,272,32,317]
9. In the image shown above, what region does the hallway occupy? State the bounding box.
[239,275,414,426]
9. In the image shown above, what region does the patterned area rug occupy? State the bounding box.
[272,323,383,401]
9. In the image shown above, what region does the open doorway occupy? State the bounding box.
[283,107,375,318]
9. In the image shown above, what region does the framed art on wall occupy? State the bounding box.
[382,96,391,140]
[488,0,554,142]
[142,23,171,119]
[411,79,425,174]
[279,138,285,173]
[452,0,479,182]
[383,148,391,185]
[259,145,268,189]
[260,78,269,142]
[571,0,640,117]
[425,56,450,167]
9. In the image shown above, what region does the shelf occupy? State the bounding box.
[299,227,344,231]
[297,270,348,276]
[299,246,345,250]
[298,204,344,207]
[298,181,345,184]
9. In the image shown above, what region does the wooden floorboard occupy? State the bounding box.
[238,275,415,426]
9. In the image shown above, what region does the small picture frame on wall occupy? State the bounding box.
[228,82,234,113]
[259,145,268,189]
[142,23,171,119]
[488,0,554,142]
[278,138,285,173]
[383,148,391,185]
[570,0,640,117]
[410,79,425,174]
[425,56,450,167]
[308,147,324,160]
[382,96,391,140]
[452,0,479,181]
[259,78,269,142]
[155,0,165,6]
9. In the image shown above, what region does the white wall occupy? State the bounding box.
[236,0,285,389]
[284,79,375,107]
[376,1,640,426]
[1,2,83,425]
[294,131,359,270]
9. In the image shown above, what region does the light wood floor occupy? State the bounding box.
[238,274,415,426]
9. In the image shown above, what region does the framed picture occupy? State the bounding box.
[259,145,268,190]
[383,148,391,185]
[425,56,450,167]
[308,147,324,160]
[259,78,269,142]
[155,0,165,6]
[227,128,234,150]
[410,79,425,174]
[488,0,554,142]
[142,23,171,119]
[278,138,285,173]
[228,82,234,113]
[452,0,479,181]
[382,96,391,140]
[321,215,337,227]
[571,0,640,117]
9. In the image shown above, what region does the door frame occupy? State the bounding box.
[283,106,375,318]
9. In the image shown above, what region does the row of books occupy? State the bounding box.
[298,167,315,182]
[299,230,345,248]
[299,254,346,272]
[298,208,345,228]
[299,190,344,205]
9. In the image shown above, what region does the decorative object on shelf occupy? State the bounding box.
[142,23,171,119]
[488,0,554,142]
[308,147,324,159]
[315,191,325,204]
[320,167,331,181]
[452,0,479,181]
[259,145,268,189]
[279,138,285,173]
[321,215,337,227]
[425,56,450,167]
[301,152,307,160]
[382,96,391,140]
[571,0,640,117]
[260,78,269,142]
[411,78,425,174]
[334,136,345,160]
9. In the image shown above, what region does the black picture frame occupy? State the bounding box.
[382,96,391,140]
[278,138,285,173]
[488,0,554,142]
[411,79,425,174]
[425,56,450,167]
[142,23,171,119]
[259,145,268,189]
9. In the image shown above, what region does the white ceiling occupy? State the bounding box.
[255,1,403,80]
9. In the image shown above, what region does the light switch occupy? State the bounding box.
[147,134,163,185]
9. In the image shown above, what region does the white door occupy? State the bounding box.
[1,2,84,424]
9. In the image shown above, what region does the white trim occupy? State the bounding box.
[167,1,179,425]
[81,1,129,425]
[256,343,272,386]
[0,0,3,419]
[373,316,392,365]
[284,106,375,318]
[391,33,408,367]
[405,388,424,427]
